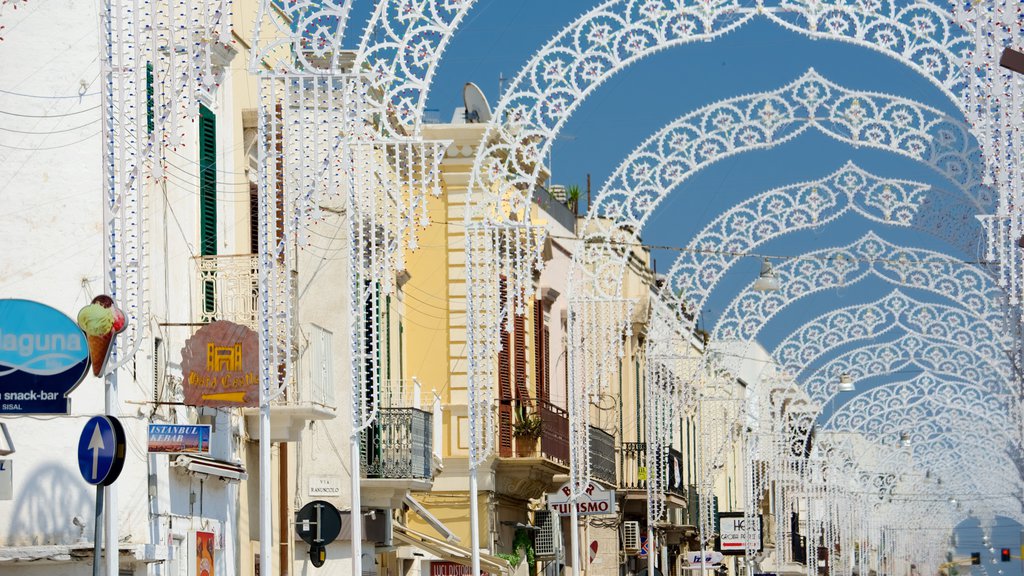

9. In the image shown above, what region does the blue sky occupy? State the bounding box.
[346,0,1013,544]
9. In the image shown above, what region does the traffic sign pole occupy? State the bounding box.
[92,486,104,576]
[77,415,126,576]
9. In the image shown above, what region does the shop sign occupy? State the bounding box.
[148,424,212,453]
[430,561,489,576]
[717,512,763,554]
[193,531,215,576]
[0,299,90,414]
[181,321,259,408]
[548,480,616,516]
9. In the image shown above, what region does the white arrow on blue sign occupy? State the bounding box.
[77,416,126,486]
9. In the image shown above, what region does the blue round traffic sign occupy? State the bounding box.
[77,415,126,486]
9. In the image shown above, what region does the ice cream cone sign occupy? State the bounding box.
[77,295,127,377]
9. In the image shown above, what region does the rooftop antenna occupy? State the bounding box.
[463,82,492,124]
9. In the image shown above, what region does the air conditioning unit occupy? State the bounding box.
[623,521,641,553]
[534,510,557,558]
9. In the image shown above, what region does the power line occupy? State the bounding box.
[0,87,100,99]
[0,104,100,118]
[0,117,99,134]
[0,130,99,150]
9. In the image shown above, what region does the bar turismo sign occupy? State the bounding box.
[547,481,616,516]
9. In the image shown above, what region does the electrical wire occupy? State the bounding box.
[0,117,99,134]
[0,130,99,150]
[0,104,101,118]
[0,87,100,99]
[426,217,993,267]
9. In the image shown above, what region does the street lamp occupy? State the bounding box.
[752,258,781,292]
[837,373,855,392]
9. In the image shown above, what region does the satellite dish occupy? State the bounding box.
[463,82,492,123]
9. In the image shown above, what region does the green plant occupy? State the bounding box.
[512,405,542,438]
[497,529,536,574]
[566,184,581,215]
[496,552,521,568]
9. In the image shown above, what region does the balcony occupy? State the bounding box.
[195,254,259,329]
[494,398,570,500]
[360,407,435,508]
[201,255,335,441]
[589,426,616,486]
[362,407,433,480]
[619,442,685,497]
[498,398,569,462]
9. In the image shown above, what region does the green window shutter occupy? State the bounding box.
[199,105,217,317]
[199,104,217,256]
[146,63,154,135]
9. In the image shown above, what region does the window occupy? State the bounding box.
[533,298,550,403]
[310,325,335,407]
[146,62,154,135]
[199,104,217,316]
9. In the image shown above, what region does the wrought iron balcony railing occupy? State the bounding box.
[498,398,570,463]
[589,426,616,485]
[195,254,260,330]
[361,407,433,480]
[619,442,684,496]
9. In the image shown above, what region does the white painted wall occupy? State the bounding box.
[0,2,243,574]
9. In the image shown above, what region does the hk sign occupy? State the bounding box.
[717,512,763,555]
[548,481,616,516]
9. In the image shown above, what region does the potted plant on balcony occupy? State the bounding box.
[512,406,542,456]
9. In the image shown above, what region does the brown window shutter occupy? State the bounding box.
[542,325,550,404]
[498,277,513,456]
[533,299,543,400]
[514,312,529,405]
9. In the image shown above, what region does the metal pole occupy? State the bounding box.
[100,0,118,572]
[104,375,118,576]
[571,501,580,576]
[662,540,669,576]
[93,486,104,576]
[352,431,363,576]
[259,400,271,576]
[470,467,481,576]
[698,396,706,576]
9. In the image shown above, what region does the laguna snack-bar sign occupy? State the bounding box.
[0,299,91,414]
[181,321,258,408]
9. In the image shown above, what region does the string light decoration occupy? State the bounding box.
[714,232,1010,342]
[464,222,546,467]
[468,0,976,225]
[564,297,635,495]
[636,306,699,531]
[953,0,1024,297]
[773,291,1012,381]
[450,5,1009,545]
[248,5,454,574]
[354,0,470,138]
[100,0,234,372]
[825,375,1023,512]
[801,335,1015,407]
[658,162,987,323]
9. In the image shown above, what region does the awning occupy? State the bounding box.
[171,454,247,482]
[405,494,461,543]
[393,522,512,576]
